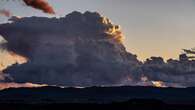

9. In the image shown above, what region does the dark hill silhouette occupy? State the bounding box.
[0,86,195,104]
[0,86,195,109]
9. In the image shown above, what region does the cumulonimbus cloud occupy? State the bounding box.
[0,11,139,87]
[0,11,195,87]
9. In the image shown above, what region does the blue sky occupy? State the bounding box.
[1,0,195,60]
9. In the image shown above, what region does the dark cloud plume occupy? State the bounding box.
[1,11,195,87]
[0,9,11,17]
[0,11,139,86]
[22,0,55,14]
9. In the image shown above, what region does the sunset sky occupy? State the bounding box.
[1,0,195,60]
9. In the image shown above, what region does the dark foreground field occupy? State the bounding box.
[1,100,195,110]
[0,86,195,110]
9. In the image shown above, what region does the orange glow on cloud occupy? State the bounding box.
[0,64,5,71]
[0,51,28,71]
[8,51,28,64]
[140,75,167,88]
[0,82,47,90]
[152,81,166,88]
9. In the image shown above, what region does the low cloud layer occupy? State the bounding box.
[140,55,195,87]
[0,11,195,87]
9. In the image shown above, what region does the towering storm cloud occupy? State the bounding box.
[1,11,195,87]
[22,0,55,14]
[0,11,139,86]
